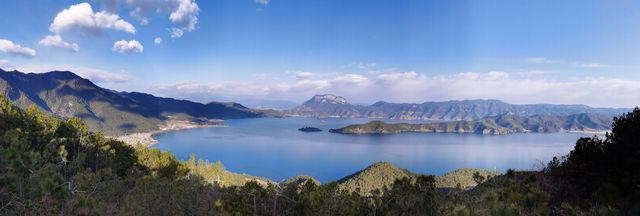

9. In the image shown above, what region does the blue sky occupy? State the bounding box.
[0,0,639,107]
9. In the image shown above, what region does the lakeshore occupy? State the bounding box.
[116,119,226,146]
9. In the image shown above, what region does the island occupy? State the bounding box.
[299,127,323,132]
[329,113,612,135]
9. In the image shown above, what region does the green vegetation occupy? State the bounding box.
[436,168,500,189]
[543,107,640,214]
[330,113,612,135]
[184,154,271,187]
[337,162,414,195]
[1,92,639,215]
[337,163,500,195]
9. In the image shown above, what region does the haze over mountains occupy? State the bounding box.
[0,69,262,135]
[287,94,629,121]
[0,69,629,136]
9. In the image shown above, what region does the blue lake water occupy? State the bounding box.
[153,117,593,183]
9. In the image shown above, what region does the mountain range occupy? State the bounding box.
[287,94,629,121]
[1,69,629,137]
[0,69,263,136]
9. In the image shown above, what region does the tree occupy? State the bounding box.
[473,171,485,185]
[544,107,640,214]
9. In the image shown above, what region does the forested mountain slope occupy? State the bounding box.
[0,69,262,135]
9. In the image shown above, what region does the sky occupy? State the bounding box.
[0,0,639,108]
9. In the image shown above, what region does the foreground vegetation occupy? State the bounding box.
[1,93,639,215]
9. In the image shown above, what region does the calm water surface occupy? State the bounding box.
[154,117,592,182]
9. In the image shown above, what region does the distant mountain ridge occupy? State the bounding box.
[0,69,263,136]
[288,94,629,121]
[329,113,613,135]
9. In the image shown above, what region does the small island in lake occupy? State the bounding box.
[299,127,323,132]
[329,113,612,135]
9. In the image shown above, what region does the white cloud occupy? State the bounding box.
[49,2,136,35]
[526,57,610,68]
[154,37,162,45]
[102,0,199,33]
[39,35,80,52]
[112,40,144,54]
[255,0,271,5]
[169,0,199,31]
[150,70,640,108]
[0,39,37,58]
[332,74,370,86]
[169,28,184,38]
[15,64,130,83]
[376,71,418,82]
[574,63,609,68]
[293,71,321,79]
[129,8,150,25]
[351,62,377,69]
[484,71,510,80]
[526,57,560,64]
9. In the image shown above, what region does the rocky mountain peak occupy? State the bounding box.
[307,94,349,105]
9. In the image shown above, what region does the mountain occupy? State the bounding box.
[329,113,612,135]
[0,69,262,136]
[288,94,629,121]
[288,94,361,118]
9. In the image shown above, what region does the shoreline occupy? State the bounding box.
[116,120,227,147]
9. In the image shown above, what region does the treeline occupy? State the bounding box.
[1,92,639,215]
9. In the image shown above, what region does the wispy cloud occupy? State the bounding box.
[526,57,610,68]
[14,64,131,83]
[0,39,37,58]
[168,28,184,38]
[150,70,640,108]
[255,0,271,5]
[349,62,377,69]
[39,35,80,52]
[0,59,14,69]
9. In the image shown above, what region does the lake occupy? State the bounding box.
[153,117,593,183]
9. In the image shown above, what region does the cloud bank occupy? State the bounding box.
[151,70,640,108]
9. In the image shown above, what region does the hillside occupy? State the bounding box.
[288,94,628,121]
[436,168,501,189]
[0,69,263,135]
[337,162,500,195]
[329,113,612,135]
[337,162,415,194]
